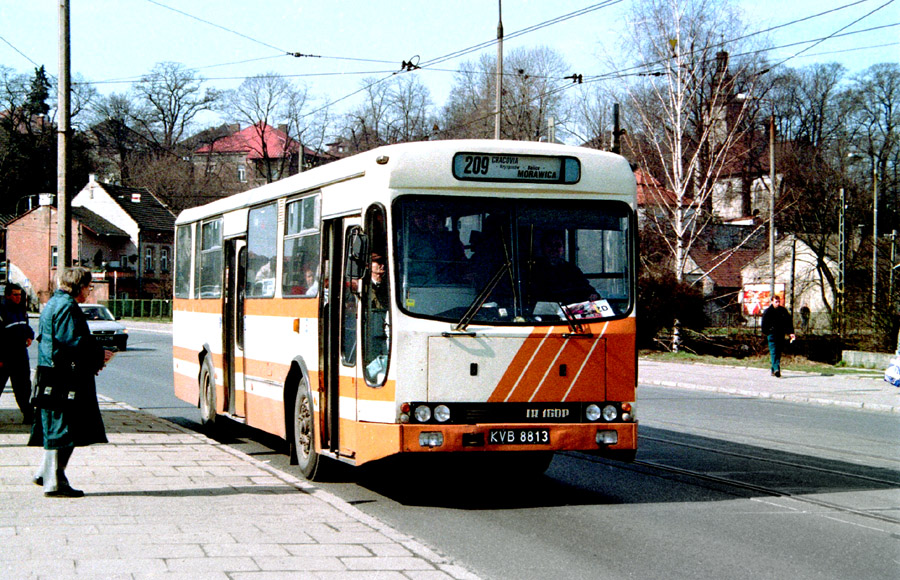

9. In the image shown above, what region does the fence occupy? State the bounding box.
[103,298,172,320]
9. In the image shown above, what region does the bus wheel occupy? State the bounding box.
[198,358,216,428]
[293,378,324,481]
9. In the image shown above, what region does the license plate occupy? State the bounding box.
[488,428,550,445]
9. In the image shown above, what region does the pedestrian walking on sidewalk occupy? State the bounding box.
[761,295,795,378]
[28,267,114,498]
[0,283,35,423]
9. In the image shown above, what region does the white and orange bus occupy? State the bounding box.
[173,139,637,480]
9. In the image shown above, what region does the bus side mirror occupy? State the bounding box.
[345,228,369,294]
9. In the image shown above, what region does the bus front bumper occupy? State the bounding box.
[399,422,637,456]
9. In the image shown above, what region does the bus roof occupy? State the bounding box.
[175,140,636,226]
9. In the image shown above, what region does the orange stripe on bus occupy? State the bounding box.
[244,298,318,318]
[530,336,605,403]
[488,328,551,403]
[173,298,221,314]
[504,327,573,402]
[174,297,319,319]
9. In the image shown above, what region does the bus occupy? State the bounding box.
[173,139,638,480]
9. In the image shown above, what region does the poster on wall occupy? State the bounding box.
[740,283,785,316]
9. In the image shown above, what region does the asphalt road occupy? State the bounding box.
[30,322,900,580]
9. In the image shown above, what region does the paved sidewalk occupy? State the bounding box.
[639,358,900,413]
[0,395,479,580]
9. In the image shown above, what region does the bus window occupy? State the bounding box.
[362,205,390,386]
[283,196,321,297]
[341,226,364,366]
[174,225,192,298]
[196,218,223,298]
[246,203,277,298]
[395,196,632,323]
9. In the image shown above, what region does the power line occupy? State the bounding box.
[143,0,399,66]
[144,0,288,54]
[769,0,897,69]
[0,34,40,68]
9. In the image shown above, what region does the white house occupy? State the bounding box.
[741,236,837,332]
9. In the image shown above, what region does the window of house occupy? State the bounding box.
[174,226,192,298]
[246,203,278,298]
[238,165,247,183]
[195,217,223,298]
[282,195,320,297]
[160,247,170,273]
[51,246,58,268]
[144,246,154,273]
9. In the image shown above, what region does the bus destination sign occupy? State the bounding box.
[452,152,580,184]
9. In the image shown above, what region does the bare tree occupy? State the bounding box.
[567,83,617,148]
[389,75,433,143]
[438,46,572,141]
[341,74,434,153]
[615,0,768,349]
[619,0,765,281]
[132,62,218,152]
[439,54,495,139]
[224,73,298,183]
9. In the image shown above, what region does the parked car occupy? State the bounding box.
[80,303,128,351]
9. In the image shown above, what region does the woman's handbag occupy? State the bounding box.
[31,364,77,410]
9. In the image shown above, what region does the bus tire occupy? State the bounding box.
[293,377,326,481]
[198,357,216,428]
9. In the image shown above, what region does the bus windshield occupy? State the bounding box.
[394,196,633,325]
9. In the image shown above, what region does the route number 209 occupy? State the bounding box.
[462,155,490,175]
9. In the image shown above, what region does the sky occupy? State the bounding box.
[1,0,897,133]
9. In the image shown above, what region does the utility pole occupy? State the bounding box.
[494,0,503,140]
[57,0,71,269]
[838,187,846,334]
[872,165,879,312]
[768,114,776,302]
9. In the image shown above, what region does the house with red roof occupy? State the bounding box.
[191,123,334,193]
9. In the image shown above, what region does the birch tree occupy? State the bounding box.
[618,0,767,348]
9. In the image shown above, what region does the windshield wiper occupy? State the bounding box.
[451,260,510,333]
[558,302,592,337]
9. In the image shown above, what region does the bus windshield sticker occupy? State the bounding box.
[452,153,580,184]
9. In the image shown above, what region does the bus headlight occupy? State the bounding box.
[419,432,444,447]
[585,404,602,421]
[602,405,618,421]
[434,405,451,423]
[414,405,432,423]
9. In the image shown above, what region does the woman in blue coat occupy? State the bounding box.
[28,267,114,498]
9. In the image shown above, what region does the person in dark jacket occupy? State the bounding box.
[28,267,114,498]
[761,295,795,377]
[0,283,35,423]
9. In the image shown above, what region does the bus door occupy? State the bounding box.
[223,237,247,419]
[321,217,363,458]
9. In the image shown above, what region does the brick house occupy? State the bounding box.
[5,198,130,304]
